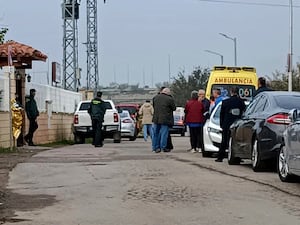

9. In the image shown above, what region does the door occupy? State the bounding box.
[288,121,300,172]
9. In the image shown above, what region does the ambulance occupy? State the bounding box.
[205,66,258,101]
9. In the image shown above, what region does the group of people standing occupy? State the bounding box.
[139,87,175,153]
[90,76,271,159]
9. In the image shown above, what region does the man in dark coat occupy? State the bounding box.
[24,89,39,146]
[216,87,246,162]
[152,88,176,153]
[88,91,107,147]
[253,77,273,97]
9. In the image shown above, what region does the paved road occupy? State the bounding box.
[6,136,300,225]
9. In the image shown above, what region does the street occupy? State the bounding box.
[6,136,300,225]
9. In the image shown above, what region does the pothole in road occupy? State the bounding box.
[126,185,200,205]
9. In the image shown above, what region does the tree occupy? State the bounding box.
[171,67,210,106]
[0,28,8,44]
[268,63,300,91]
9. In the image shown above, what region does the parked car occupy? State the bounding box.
[202,102,222,157]
[169,107,186,136]
[278,108,300,182]
[72,100,121,144]
[115,103,140,135]
[119,110,137,141]
[228,91,300,171]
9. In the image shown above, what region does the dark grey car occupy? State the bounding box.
[228,91,300,171]
[278,109,300,182]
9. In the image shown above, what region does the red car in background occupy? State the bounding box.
[115,103,141,135]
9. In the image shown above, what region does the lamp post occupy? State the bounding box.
[205,50,224,65]
[288,0,293,92]
[219,33,237,66]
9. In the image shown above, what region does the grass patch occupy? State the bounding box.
[40,140,74,148]
[0,147,17,154]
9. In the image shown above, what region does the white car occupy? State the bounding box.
[202,102,222,157]
[72,100,121,144]
[119,110,137,141]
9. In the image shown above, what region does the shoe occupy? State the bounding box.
[24,135,29,144]
[197,148,202,153]
[95,144,103,147]
[191,149,197,153]
[215,158,223,162]
[155,149,161,153]
[28,143,36,146]
[163,149,171,152]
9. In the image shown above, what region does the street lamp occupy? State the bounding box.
[219,33,237,66]
[204,50,224,65]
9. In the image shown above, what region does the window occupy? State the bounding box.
[252,95,267,113]
[274,95,300,110]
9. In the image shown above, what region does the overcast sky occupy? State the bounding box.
[1,0,300,87]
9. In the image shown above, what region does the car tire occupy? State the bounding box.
[228,136,240,165]
[202,146,212,157]
[113,131,121,143]
[251,138,264,172]
[278,144,295,182]
[181,129,185,137]
[74,133,85,144]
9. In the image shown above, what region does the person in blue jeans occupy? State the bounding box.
[152,88,176,153]
[139,100,154,141]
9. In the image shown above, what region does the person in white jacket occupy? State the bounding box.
[139,100,154,141]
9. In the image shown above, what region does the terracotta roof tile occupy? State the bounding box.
[0,40,47,68]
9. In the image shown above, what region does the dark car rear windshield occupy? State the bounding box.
[274,95,300,109]
[79,101,112,111]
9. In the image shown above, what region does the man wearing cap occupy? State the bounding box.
[24,89,39,146]
[88,91,107,147]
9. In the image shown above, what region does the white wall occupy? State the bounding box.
[0,75,82,113]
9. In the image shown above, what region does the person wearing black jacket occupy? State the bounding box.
[88,91,107,147]
[24,89,39,146]
[215,87,246,162]
[253,77,273,97]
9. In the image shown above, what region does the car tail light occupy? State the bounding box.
[74,115,79,124]
[122,119,132,123]
[267,113,290,125]
[177,119,184,125]
[114,113,119,122]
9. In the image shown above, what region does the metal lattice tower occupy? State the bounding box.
[62,0,80,91]
[86,0,99,91]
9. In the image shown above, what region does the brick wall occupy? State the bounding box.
[0,112,74,148]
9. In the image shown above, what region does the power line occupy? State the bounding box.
[197,0,300,8]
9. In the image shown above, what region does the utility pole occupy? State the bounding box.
[288,0,293,92]
[86,0,99,94]
[62,0,80,91]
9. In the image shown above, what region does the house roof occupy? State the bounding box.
[0,40,47,68]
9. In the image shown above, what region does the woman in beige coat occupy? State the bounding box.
[139,100,154,141]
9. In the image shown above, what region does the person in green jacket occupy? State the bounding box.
[24,89,39,146]
[88,91,107,147]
